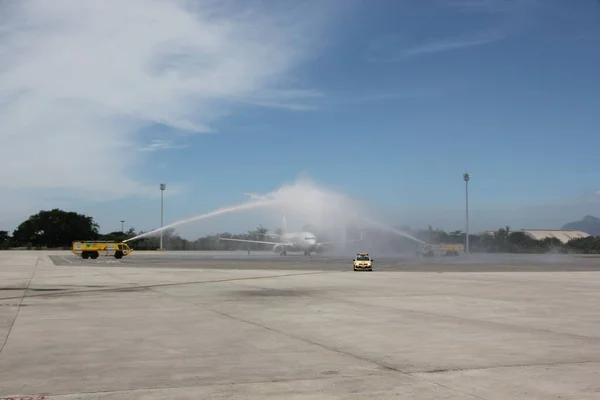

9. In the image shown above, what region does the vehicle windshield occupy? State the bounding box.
[356,255,370,261]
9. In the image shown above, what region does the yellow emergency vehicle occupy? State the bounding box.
[353,253,373,271]
[416,243,464,257]
[72,241,132,260]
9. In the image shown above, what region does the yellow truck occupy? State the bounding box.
[353,253,373,271]
[417,243,464,257]
[72,241,132,260]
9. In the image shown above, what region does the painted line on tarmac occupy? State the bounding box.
[0,270,342,301]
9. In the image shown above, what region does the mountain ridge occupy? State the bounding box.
[561,215,600,236]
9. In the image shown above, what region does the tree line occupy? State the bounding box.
[2,209,600,254]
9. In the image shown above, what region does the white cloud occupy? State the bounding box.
[367,0,541,62]
[139,139,187,152]
[444,0,509,13]
[367,32,501,62]
[444,0,543,14]
[0,0,339,216]
[403,30,506,57]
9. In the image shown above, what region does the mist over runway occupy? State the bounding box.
[49,250,600,272]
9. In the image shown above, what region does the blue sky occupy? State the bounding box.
[1,0,600,237]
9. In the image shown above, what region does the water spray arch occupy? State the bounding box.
[124,178,425,246]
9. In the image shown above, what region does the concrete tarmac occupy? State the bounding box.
[50,250,600,271]
[1,250,600,399]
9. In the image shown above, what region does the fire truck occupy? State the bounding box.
[72,241,132,260]
[416,243,464,257]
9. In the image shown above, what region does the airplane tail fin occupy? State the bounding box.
[281,213,288,235]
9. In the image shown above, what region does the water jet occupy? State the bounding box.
[125,177,425,249]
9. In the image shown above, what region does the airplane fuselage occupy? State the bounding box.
[217,218,362,256]
[272,231,317,255]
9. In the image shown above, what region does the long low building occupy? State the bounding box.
[518,229,590,244]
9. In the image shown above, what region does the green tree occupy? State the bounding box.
[101,230,132,243]
[250,225,269,236]
[564,236,600,254]
[0,230,10,250]
[12,209,99,248]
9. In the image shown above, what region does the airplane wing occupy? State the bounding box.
[316,231,364,246]
[218,236,289,246]
[252,225,281,238]
[258,233,281,238]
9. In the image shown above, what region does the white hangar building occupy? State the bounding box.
[518,229,590,244]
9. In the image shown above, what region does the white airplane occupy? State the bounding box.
[218,215,363,256]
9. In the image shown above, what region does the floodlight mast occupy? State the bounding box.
[160,183,166,250]
[463,173,471,254]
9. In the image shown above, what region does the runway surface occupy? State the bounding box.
[50,250,600,272]
[1,250,600,399]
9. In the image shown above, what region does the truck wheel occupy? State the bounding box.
[82,251,90,259]
[114,251,123,259]
[90,251,99,259]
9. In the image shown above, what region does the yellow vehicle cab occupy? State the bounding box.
[72,241,132,260]
[417,243,464,257]
[353,253,373,271]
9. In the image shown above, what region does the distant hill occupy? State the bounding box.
[561,215,600,236]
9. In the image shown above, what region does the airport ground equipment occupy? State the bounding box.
[353,253,373,271]
[416,243,464,257]
[72,241,133,260]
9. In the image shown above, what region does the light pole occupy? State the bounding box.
[159,183,166,250]
[463,172,471,254]
[120,220,125,233]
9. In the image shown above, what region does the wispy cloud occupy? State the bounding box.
[226,89,325,111]
[444,0,510,13]
[404,30,506,57]
[367,0,540,63]
[0,0,340,215]
[244,192,271,201]
[367,29,506,62]
[445,0,542,14]
[337,89,443,105]
[139,139,187,152]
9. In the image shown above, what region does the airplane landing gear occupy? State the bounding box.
[304,250,312,256]
[280,250,287,256]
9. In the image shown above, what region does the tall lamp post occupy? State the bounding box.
[160,183,166,250]
[120,220,125,233]
[463,173,471,254]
